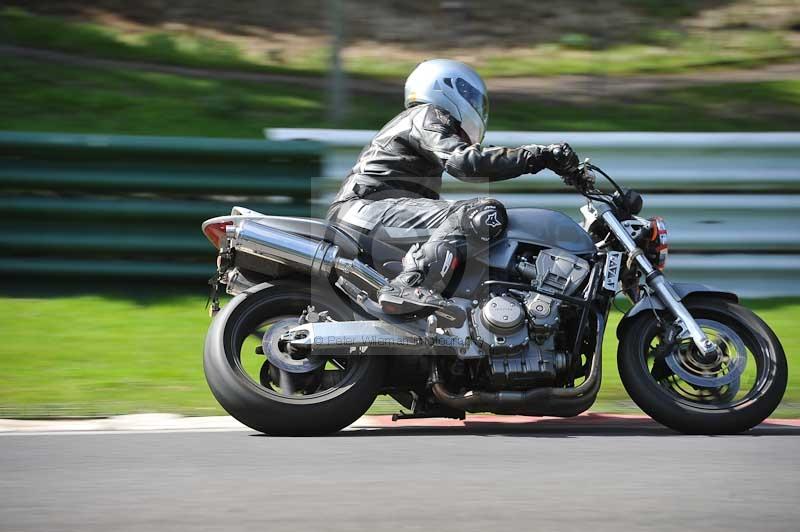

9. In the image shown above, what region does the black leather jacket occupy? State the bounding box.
[331,104,547,204]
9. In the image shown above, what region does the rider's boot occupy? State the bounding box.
[378,241,465,325]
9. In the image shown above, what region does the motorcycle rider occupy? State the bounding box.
[327,59,589,319]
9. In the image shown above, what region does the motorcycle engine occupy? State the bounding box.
[471,295,529,355]
[471,249,590,389]
[520,249,590,336]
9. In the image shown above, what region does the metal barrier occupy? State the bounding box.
[3,129,798,295]
[0,132,324,279]
[268,129,800,297]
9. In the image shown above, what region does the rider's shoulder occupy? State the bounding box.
[416,104,459,134]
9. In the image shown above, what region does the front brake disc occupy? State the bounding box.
[665,319,747,388]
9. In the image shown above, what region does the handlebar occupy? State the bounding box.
[575,162,644,216]
[573,162,624,197]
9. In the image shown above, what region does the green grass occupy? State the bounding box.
[1,7,797,79]
[2,57,800,135]
[478,31,796,77]
[0,58,393,136]
[0,290,220,417]
[0,7,326,77]
[0,290,797,418]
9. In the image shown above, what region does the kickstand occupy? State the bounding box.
[392,410,466,421]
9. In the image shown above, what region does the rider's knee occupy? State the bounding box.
[460,197,508,243]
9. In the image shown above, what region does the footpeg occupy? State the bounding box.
[434,305,466,328]
[378,288,466,328]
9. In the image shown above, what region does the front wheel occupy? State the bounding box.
[618,297,787,434]
[204,280,386,436]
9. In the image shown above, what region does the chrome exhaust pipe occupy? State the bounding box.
[227,220,388,290]
[228,220,340,278]
[333,257,389,290]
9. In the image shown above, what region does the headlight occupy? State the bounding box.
[647,216,668,270]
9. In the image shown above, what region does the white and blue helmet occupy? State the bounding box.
[404,59,489,144]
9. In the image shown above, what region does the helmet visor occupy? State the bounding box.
[455,77,489,124]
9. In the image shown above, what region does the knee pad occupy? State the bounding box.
[460,198,508,242]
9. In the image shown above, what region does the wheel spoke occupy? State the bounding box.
[279,369,295,395]
[321,369,346,388]
[650,358,672,381]
[238,312,363,400]
[259,361,272,387]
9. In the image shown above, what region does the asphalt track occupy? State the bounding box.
[2,416,799,532]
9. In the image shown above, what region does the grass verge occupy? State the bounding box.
[0,289,796,419]
[1,7,798,78]
[2,57,800,135]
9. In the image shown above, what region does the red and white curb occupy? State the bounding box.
[353,413,800,429]
[1,412,798,435]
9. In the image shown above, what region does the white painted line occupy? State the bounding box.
[0,414,376,435]
[0,413,248,434]
[0,428,252,436]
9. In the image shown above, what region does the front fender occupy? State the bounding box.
[616,282,738,340]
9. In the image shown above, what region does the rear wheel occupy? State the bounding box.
[618,297,787,434]
[204,281,385,436]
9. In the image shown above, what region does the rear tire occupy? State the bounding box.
[204,280,385,436]
[618,297,787,435]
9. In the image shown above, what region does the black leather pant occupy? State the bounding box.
[328,195,507,300]
[327,197,474,243]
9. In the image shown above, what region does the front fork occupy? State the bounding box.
[598,208,717,356]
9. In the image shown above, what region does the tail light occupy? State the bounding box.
[647,216,668,270]
[202,221,233,249]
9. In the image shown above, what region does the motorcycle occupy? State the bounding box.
[201,163,787,435]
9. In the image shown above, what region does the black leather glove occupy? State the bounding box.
[544,143,580,177]
[562,167,595,190]
[521,142,581,178]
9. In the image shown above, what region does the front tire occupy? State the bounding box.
[204,280,385,436]
[618,297,787,434]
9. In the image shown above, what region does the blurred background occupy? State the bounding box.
[0,0,798,419]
